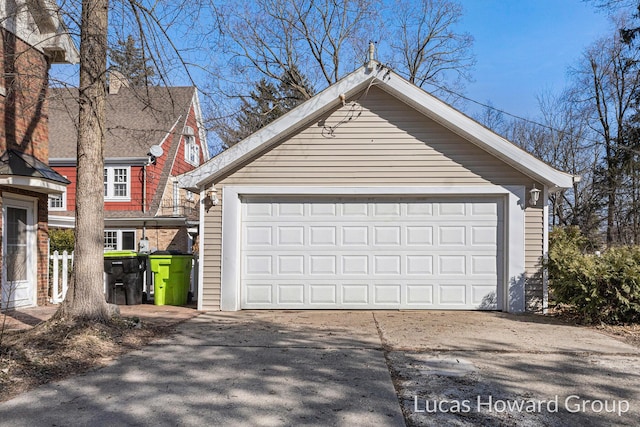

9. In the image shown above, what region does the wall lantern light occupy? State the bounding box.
[529,185,541,206]
[207,186,219,206]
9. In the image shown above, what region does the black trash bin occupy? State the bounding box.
[104,251,146,305]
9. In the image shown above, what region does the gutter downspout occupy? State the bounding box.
[142,164,147,213]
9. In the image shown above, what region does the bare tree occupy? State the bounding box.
[386,0,475,95]
[217,0,376,95]
[568,22,640,245]
[208,0,474,145]
[55,0,111,321]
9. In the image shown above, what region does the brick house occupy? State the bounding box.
[47,77,209,255]
[0,0,77,308]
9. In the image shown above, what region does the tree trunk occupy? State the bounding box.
[55,0,111,322]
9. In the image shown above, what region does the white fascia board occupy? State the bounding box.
[379,76,574,189]
[0,176,67,194]
[179,66,381,190]
[48,214,75,228]
[192,89,211,161]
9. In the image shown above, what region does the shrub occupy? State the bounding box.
[49,228,75,253]
[548,226,640,324]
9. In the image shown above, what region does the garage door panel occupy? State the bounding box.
[342,255,369,274]
[438,202,466,216]
[278,255,305,275]
[342,285,369,304]
[439,284,467,304]
[245,285,273,304]
[310,285,337,304]
[309,256,336,274]
[373,226,402,245]
[277,226,304,245]
[278,285,304,304]
[342,202,368,216]
[406,255,433,275]
[472,285,498,306]
[342,226,369,245]
[438,255,466,275]
[310,203,336,216]
[471,226,498,245]
[245,226,272,246]
[374,285,402,304]
[407,284,434,305]
[278,202,305,216]
[439,226,466,245]
[406,203,433,216]
[309,226,336,245]
[373,203,401,216]
[471,255,498,274]
[241,198,501,310]
[406,226,433,245]
[245,255,272,275]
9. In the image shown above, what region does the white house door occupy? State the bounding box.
[2,197,36,309]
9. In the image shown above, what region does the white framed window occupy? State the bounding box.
[48,191,66,211]
[104,166,130,201]
[184,135,200,166]
[104,229,136,251]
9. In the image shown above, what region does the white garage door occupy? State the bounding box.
[241,197,502,310]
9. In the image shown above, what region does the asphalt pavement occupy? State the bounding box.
[2,310,639,426]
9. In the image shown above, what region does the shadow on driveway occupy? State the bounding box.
[0,311,404,427]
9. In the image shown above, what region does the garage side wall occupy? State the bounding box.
[525,203,544,311]
[201,87,545,311]
[202,197,223,309]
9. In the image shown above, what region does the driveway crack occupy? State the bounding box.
[373,312,409,427]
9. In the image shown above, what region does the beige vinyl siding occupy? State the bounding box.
[201,198,222,310]
[524,204,545,312]
[200,86,546,311]
[221,87,531,187]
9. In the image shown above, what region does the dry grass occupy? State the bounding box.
[547,304,640,349]
[593,323,640,348]
[0,317,168,402]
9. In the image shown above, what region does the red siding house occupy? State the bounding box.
[48,78,209,255]
[0,0,77,309]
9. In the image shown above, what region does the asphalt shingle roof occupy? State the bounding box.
[0,149,70,184]
[49,86,195,159]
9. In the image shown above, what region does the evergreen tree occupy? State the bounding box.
[217,66,314,148]
[109,35,156,86]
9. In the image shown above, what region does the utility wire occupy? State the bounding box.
[422,80,607,148]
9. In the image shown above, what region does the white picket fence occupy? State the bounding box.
[50,250,73,304]
[48,251,198,304]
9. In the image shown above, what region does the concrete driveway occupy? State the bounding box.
[1,311,639,426]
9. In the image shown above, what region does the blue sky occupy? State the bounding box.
[457,0,612,119]
[50,0,614,124]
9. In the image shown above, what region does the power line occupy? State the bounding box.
[423,80,604,147]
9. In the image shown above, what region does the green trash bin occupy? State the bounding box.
[148,251,193,306]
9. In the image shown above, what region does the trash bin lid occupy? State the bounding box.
[104,250,139,258]
[149,250,193,258]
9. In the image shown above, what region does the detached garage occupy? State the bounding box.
[181,63,574,313]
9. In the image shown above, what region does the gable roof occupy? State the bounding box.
[179,64,574,192]
[49,86,197,160]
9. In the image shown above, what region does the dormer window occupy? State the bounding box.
[183,126,200,166]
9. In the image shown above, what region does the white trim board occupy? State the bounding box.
[180,65,574,192]
[219,185,526,313]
